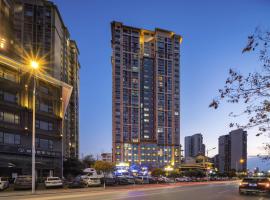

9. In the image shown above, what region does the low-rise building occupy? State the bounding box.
[101,153,112,162]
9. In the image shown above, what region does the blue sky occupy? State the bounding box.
[52,0,270,157]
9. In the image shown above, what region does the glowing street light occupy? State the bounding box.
[29,59,39,194]
[30,60,39,69]
[0,38,6,49]
[240,159,245,164]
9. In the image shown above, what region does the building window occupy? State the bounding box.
[0,90,18,104]
[39,85,49,94]
[25,10,33,17]
[36,138,53,150]
[2,133,20,145]
[38,100,53,113]
[36,120,53,131]
[0,68,18,82]
[0,132,3,143]
[0,111,20,124]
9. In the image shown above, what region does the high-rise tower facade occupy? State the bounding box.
[218,129,247,173]
[111,21,181,167]
[184,133,205,158]
[11,0,80,158]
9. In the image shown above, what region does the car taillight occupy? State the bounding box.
[258,183,270,187]
[240,182,248,186]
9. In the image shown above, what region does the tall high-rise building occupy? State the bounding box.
[218,135,230,173]
[184,133,205,158]
[0,0,79,177]
[218,129,247,173]
[0,0,15,57]
[111,21,181,167]
[11,0,80,158]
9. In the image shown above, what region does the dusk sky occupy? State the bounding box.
[52,0,270,158]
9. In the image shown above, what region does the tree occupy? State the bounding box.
[151,168,165,177]
[183,169,205,178]
[94,161,115,188]
[210,28,270,157]
[63,158,84,179]
[168,169,180,178]
[82,154,96,168]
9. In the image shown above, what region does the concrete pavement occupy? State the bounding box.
[0,181,267,200]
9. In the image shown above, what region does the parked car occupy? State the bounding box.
[0,177,9,191]
[45,177,63,188]
[100,174,116,186]
[134,176,149,184]
[159,176,174,183]
[127,176,135,184]
[239,177,270,195]
[68,176,86,188]
[175,177,191,182]
[14,176,37,190]
[116,176,133,185]
[148,177,159,184]
[82,176,101,187]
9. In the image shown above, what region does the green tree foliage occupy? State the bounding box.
[168,170,180,178]
[82,154,96,168]
[183,170,205,177]
[94,161,115,188]
[94,160,115,174]
[63,158,84,178]
[151,168,165,177]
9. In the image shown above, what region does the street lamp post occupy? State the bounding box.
[206,147,216,157]
[30,60,39,194]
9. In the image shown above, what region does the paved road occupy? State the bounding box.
[0,181,268,200]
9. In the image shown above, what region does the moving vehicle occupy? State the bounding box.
[0,177,9,191]
[239,177,270,195]
[14,176,37,190]
[45,177,63,188]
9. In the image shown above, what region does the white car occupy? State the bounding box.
[175,177,191,182]
[45,177,63,188]
[0,177,9,191]
[82,176,101,187]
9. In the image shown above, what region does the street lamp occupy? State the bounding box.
[206,147,216,157]
[236,159,245,173]
[30,60,39,194]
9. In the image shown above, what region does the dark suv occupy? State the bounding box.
[239,177,270,195]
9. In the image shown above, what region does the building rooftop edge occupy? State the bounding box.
[111,21,183,42]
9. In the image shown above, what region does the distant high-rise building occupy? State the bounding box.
[230,129,247,172]
[184,133,205,158]
[211,154,219,170]
[218,129,247,173]
[111,21,182,167]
